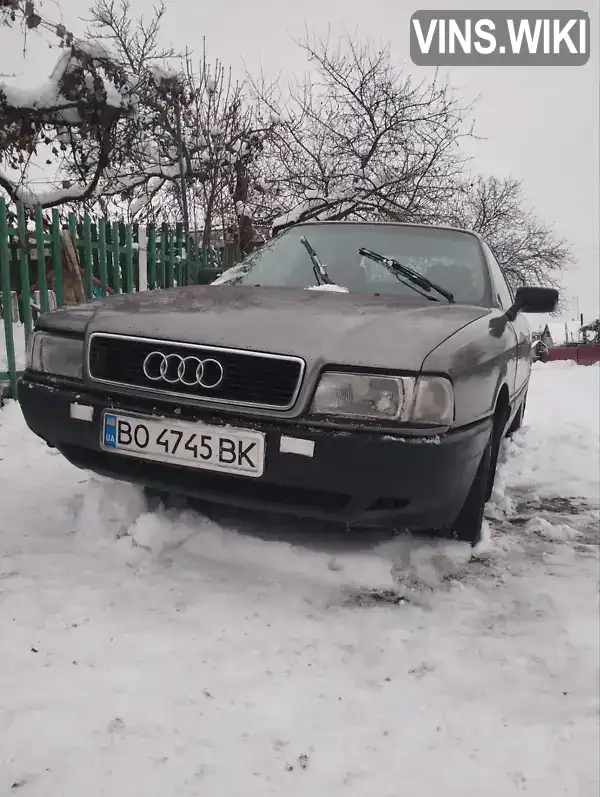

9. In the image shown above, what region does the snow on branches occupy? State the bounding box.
[0,0,270,230]
[0,0,279,254]
[0,2,137,207]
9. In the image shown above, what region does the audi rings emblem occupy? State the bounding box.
[142,351,224,389]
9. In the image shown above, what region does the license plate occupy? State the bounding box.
[100,412,265,477]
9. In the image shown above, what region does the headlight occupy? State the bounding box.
[310,371,454,425]
[311,372,414,421]
[27,331,84,379]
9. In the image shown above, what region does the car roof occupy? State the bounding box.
[292,219,485,243]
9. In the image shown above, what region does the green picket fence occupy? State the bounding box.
[0,199,235,398]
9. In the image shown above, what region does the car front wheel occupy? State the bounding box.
[507,391,527,436]
[449,427,499,546]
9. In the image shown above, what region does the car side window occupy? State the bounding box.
[482,242,514,310]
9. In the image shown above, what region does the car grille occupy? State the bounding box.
[87,334,304,409]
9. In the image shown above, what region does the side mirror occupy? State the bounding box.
[506,286,559,321]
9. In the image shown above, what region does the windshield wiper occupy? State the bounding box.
[358,247,455,303]
[300,235,337,286]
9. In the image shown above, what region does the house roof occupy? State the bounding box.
[545,321,581,344]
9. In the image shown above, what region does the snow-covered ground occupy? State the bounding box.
[0,322,26,373]
[0,361,598,796]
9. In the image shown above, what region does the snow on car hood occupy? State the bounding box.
[38,284,490,372]
[304,283,350,293]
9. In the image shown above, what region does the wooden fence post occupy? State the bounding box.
[51,209,64,307]
[60,230,86,305]
[16,205,33,348]
[0,199,18,396]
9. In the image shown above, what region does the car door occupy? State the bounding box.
[481,242,523,395]
[510,302,533,391]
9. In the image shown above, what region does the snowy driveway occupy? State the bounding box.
[0,362,598,796]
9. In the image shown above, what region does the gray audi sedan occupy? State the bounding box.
[18,221,557,545]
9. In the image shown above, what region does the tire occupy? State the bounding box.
[507,391,527,436]
[449,425,500,546]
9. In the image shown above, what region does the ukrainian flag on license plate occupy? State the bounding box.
[103,413,117,448]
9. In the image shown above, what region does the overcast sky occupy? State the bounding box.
[1,0,598,321]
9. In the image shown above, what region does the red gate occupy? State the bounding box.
[547,344,600,365]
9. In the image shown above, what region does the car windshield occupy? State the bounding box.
[212,223,491,305]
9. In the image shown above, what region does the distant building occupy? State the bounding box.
[535,321,584,347]
[532,326,554,347]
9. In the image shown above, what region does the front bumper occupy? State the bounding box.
[17,376,492,530]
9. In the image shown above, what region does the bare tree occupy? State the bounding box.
[440,175,573,291]
[84,3,277,256]
[580,319,600,343]
[150,46,277,255]
[1,5,574,287]
[65,0,187,212]
[250,33,475,235]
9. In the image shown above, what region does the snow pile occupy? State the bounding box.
[488,361,599,514]
[522,516,583,542]
[305,284,350,293]
[0,361,598,795]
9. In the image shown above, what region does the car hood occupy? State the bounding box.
[39,285,490,371]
